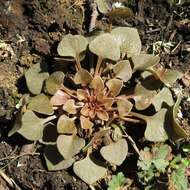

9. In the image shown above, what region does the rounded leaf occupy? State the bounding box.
[80,116,94,129]
[17,110,45,141]
[134,83,157,110]
[77,89,88,100]
[46,71,65,95]
[63,99,77,114]
[57,135,85,159]
[106,78,123,96]
[57,115,76,134]
[73,155,107,184]
[132,54,160,72]
[111,27,141,57]
[117,99,133,116]
[27,93,54,115]
[97,0,111,14]
[100,139,128,165]
[113,60,132,82]
[25,62,49,95]
[144,109,168,142]
[89,33,120,61]
[50,89,70,106]
[97,110,109,121]
[44,145,74,171]
[74,69,93,85]
[152,87,174,112]
[57,34,88,58]
[90,76,104,91]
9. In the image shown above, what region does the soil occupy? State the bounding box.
[0,0,190,189]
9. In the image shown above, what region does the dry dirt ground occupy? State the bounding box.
[0,0,190,189]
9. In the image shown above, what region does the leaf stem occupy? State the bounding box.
[95,56,103,76]
[75,55,82,70]
[119,116,143,123]
[61,86,77,98]
[129,111,148,121]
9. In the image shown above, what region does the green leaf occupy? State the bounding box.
[27,93,54,115]
[166,92,188,141]
[133,83,157,110]
[25,62,49,95]
[57,115,76,134]
[62,99,77,114]
[17,110,55,141]
[144,109,168,142]
[171,164,188,190]
[44,145,74,171]
[57,34,88,58]
[74,69,93,85]
[113,60,132,82]
[89,33,120,61]
[73,154,107,184]
[152,87,174,112]
[100,139,128,165]
[106,78,123,97]
[108,172,126,190]
[149,67,183,85]
[111,27,141,57]
[57,135,85,159]
[90,76,104,91]
[117,99,133,116]
[132,54,160,72]
[138,147,153,171]
[45,71,65,95]
[96,0,111,14]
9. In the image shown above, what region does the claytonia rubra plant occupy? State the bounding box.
[9,26,187,185]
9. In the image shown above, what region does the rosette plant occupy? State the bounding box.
[9,26,187,184]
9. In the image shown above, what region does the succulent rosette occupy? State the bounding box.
[9,27,187,184]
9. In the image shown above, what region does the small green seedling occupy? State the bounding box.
[108,172,126,190]
[138,144,189,190]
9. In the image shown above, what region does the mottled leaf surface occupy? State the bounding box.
[111,27,141,57]
[89,33,120,61]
